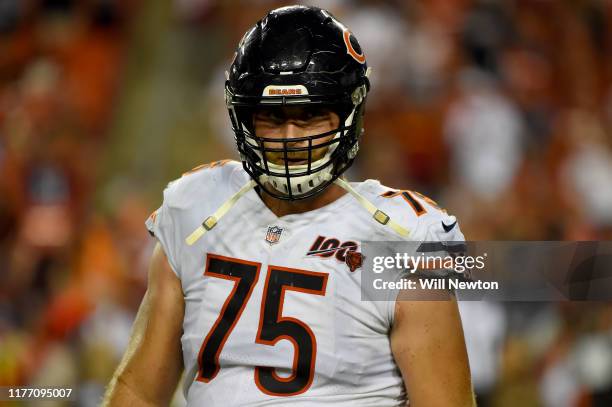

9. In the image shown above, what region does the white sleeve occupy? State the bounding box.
[145,185,182,278]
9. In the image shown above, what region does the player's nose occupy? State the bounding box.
[282,122,308,142]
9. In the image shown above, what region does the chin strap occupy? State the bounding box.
[334,178,410,237]
[185,180,257,245]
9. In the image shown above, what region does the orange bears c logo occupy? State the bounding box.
[343,29,366,64]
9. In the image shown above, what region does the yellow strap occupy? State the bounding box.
[186,177,410,245]
[185,180,257,245]
[334,178,410,237]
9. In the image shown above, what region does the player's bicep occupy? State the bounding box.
[103,243,184,406]
[390,291,474,407]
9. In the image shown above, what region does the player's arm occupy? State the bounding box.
[390,291,475,407]
[102,243,184,406]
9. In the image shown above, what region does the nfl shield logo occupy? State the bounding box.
[265,226,283,245]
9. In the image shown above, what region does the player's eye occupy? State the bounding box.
[300,109,328,122]
[255,108,331,126]
[269,111,285,122]
[256,109,284,124]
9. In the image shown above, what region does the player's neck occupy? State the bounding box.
[259,182,348,218]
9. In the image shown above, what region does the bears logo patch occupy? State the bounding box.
[345,251,363,272]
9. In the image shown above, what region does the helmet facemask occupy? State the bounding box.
[228,91,366,200]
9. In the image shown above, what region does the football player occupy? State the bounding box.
[103,5,473,406]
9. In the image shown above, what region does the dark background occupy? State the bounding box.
[0,0,611,405]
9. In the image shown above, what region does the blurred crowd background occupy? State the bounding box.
[0,0,611,406]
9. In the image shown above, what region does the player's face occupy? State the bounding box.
[253,106,340,166]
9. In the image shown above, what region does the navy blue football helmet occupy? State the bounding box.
[226,5,370,200]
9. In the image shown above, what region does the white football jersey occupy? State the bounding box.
[146,160,464,406]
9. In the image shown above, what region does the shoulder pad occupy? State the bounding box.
[164,160,241,210]
[144,160,242,278]
[371,184,464,242]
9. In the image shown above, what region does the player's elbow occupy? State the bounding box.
[103,371,164,407]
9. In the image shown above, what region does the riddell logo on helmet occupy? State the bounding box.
[262,85,309,97]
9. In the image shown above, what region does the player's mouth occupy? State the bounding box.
[266,149,328,166]
[266,155,310,166]
[281,158,308,165]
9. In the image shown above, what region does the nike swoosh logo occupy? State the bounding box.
[441,220,457,233]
